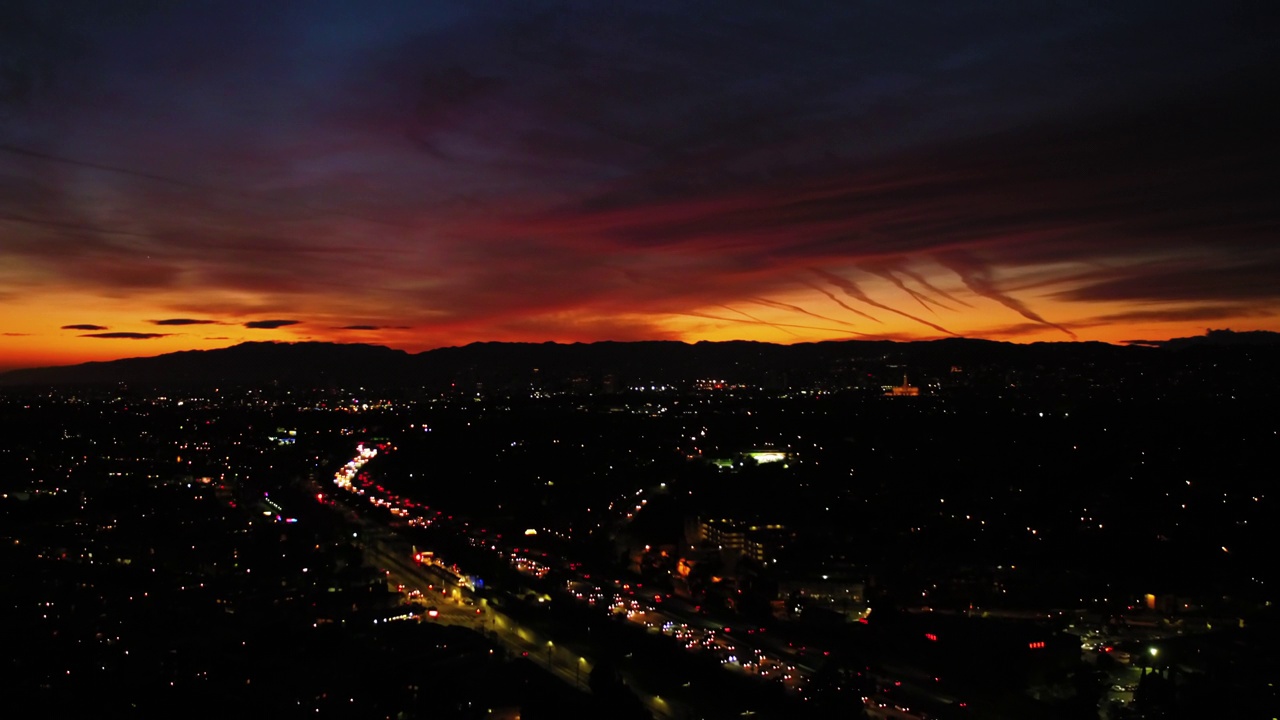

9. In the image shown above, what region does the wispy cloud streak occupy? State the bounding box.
[812,269,958,336]
[936,252,1076,339]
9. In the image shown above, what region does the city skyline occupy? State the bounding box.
[3,1,1278,371]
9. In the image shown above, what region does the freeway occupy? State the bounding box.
[364,542,685,719]
[368,543,587,683]
[326,442,803,718]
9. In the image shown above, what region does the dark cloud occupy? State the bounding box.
[1057,260,1280,305]
[0,144,207,190]
[2,332,31,336]
[61,324,107,330]
[243,319,300,329]
[80,332,169,339]
[149,318,219,326]
[1,1,1277,351]
[332,324,414,331]
[1088,306,1273,324]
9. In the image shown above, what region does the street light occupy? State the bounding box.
[577,657,586,688]
[1145,646,1160,675]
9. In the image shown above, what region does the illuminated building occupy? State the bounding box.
[710,449,790,468]
[698,518,792,562]
[885,374,920,397]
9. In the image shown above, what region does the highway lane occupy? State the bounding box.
[366,545,593,683]
[325,444,708,718]
[366,543,687,718]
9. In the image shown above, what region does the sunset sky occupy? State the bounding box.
[2,1,1278,370]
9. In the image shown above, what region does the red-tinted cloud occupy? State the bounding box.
[0,1,1276,364]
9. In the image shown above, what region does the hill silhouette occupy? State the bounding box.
[0,331,1276,389]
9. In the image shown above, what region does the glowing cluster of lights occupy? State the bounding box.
[328,442,439,522]
[561,577,807,693]
[331,444,378,492]
[510,553,550,579]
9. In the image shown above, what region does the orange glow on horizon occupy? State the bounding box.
[3,266,1271,373]
[1,3,1275,375]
